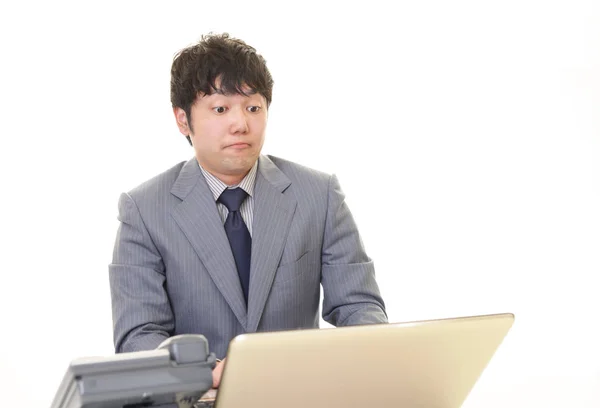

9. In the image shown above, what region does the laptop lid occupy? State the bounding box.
[214,313,514,408]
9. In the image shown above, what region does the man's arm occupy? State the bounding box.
[321,174,388,326]
[109,192,174,353]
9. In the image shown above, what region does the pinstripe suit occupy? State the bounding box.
[109,154,387,358]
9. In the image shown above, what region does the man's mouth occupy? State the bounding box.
[226,143,250,149]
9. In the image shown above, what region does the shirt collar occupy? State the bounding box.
[199,160,258,202]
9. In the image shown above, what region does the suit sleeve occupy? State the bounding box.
[320,174,388,326]
[109,192,174,353]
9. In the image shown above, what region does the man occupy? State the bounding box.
[109,33,387,387]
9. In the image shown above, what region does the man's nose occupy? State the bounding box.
[229,107,249,134]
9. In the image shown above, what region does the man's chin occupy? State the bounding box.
[221,157,257,174]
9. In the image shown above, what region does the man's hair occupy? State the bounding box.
[170,33,274,145]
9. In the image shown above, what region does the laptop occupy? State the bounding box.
[206,312,514,408]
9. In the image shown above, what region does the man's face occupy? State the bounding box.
[174,87,267,184]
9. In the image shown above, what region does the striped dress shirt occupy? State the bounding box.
[198,161,257,237]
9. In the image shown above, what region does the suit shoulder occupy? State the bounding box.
[266,155,331,185]
[126,161,187,199]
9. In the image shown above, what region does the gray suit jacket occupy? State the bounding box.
[109,155,387,358]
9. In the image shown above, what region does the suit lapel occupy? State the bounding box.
[170,158,248,329]
[247,156,297,332]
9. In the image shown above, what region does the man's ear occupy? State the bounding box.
[173,107,191,136]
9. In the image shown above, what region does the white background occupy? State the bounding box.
[0,1,598,406]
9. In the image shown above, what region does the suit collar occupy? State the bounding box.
[257,155,292,193]
[171,157,275,199]
[170,157,202,200]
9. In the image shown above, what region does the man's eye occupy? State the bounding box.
[247,106,261,113]
[213,107,227,114]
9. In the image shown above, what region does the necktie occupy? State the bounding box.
[218,188,251,305]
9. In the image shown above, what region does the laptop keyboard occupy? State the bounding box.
[194,389,217,408]
[194,400,215,408]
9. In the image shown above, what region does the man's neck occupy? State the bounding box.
[197,162,252,187]
[214,172,246,187]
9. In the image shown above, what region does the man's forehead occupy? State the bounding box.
[198,87,262,101]
[209,77,257,96]
[211,87,258,96]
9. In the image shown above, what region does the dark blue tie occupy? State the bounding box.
[218,188,251,305]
